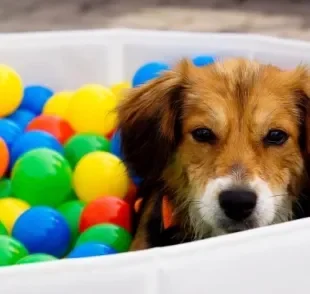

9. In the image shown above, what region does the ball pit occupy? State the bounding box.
[0,57,215,267]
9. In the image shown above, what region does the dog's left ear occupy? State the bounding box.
[117,59,194,182]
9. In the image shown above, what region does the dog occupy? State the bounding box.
[117,57,310,251]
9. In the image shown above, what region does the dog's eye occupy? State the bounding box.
[191,128,217,143]
[264,129,289,146]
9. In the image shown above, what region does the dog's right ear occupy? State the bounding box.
[117,59,193,182]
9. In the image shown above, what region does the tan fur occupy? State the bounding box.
[118,57,310,250]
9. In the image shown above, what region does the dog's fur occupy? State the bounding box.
[117,58,310,250]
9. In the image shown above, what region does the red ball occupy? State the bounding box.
[27,114,75,144]
[79,196,132,233]
[106,128,116,140]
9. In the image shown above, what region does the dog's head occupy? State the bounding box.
[118,58,310,238]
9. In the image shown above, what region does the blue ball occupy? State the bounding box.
[111,130,142,186]
[10,130,64,168]
[21,85,54,115]
[132,62,170,87]
[192,55,215,67]
[0,119,22,151]
[12,206,70,258]
[7,109,36,131]
[67,243,117,259]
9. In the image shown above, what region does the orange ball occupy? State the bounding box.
[0,138,9,177]
[26,114,75,144]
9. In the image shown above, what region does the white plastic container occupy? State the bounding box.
[0,29,310,294]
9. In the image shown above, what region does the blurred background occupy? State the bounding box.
[0,0,310,40]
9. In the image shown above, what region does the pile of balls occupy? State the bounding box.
[0,54,215,267]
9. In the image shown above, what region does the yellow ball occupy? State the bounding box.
[110,81,131,102]
[0,198,30,233]
[0,65,23,117]
[43,91,73,118]
[73,151,129,203]
[65,84,118,136]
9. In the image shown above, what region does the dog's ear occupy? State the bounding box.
[117,59,193,182]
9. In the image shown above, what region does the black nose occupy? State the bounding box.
[219,189,257,221]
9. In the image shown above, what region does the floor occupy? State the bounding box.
[1,0,310,40]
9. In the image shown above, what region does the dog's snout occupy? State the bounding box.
[219,189,257,221]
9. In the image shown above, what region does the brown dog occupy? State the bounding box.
[117,58,310,251]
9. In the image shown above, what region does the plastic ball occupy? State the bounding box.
[43,91,73,119]
[0,178,12,199]
[10,130,64,168]
[7,109,36,131]
[16,253,57,264]
[21,85,54,115]
[0,65,23,117]
[73,151,129,203]
[132,62,170,87]
[192,55,215,67]
[0,138,9,177]
[67,243,116,259]
[80,196,132,233]
[0,198,30,233]
[12,149,72,207]
[64,134,111,169]
[0,235,28,266]
[124,181,138,207]
[110,81,130,101]
[76,224,132,253]
[0,220,8,235]
[57,200,86,246]
[65,84,117,136]
[0,119,22,151]
[12,206,70,258]
[27,114,75,144]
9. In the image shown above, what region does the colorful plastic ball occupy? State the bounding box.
[0,119,22,151]
[16,253,57,264]
[192,55,215,67]
[76,224,132,253]
[67,242,116,259]
[43,91,73,119]
[12,206,70,258]
[64,134,111,169]
[12,149,72,207]
[10,130,64,168]
[0,138,9,177]
[58,200,86,246]
[0,220,8,235]
[73,151,129,203]
[0,178,12,199]
[21,85,54,115]
[0,235,28,266]
[65,84,117,136]
[132,62,170,87]
[110,81,130,101]
[7,109,35,131]
[0,65,23,117]
[27,114,75,144]
[80,196,132,233]
[0,198,30,233]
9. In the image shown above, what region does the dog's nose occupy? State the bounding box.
[219,189,257,221]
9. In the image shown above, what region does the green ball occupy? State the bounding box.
[0,221,8,235]
[76,224,132,253]
[57,200,85,247]
[11,148,72,207]
[0,178,12,199]
[0,235,28,266]
[16,254,57,265]
[64,134,111,169]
